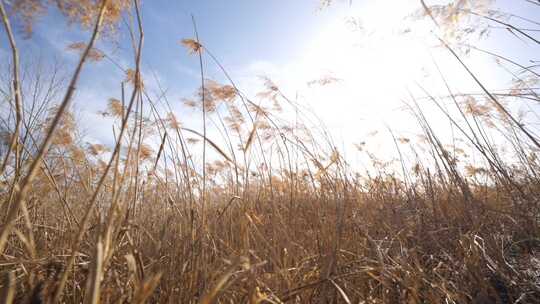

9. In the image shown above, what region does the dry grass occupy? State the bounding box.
[1,0,540,303]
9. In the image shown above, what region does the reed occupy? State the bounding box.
[1,0,539,303]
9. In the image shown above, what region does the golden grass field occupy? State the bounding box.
[1,0,540,303]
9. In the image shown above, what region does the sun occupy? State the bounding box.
[298,1,438,118]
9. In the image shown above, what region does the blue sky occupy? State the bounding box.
[0,1,346,141]
[1,0,539,166]
[6,1,341,80]
[0,1,351,147]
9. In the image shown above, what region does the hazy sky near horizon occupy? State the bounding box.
[1,0,539,166]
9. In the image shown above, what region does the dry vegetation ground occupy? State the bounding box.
[1,0,540,303]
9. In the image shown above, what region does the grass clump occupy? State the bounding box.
[1,0,540,303]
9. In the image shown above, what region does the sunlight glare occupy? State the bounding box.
[302,1,435,116]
